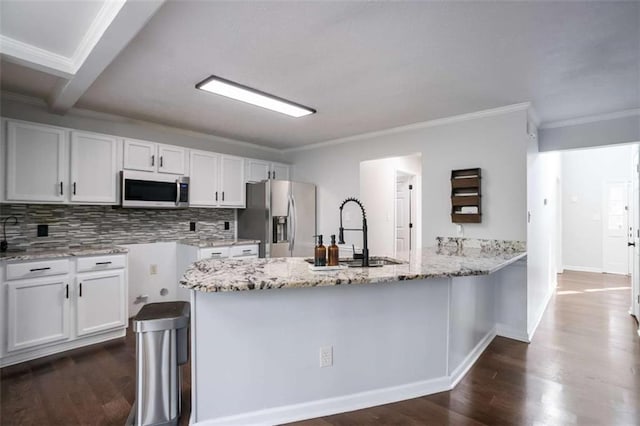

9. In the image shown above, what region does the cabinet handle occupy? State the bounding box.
[242,249,252,253]
[73,182,77,195]
[95,261,112,265]
[60,181,63,195]
[215,191,218,201]
[268,171,271,179]
[151,155,155,167]
[30,267,51,272]
[79,283,82,297]
[273,171,276,179]
[222,191,225,201]
[65,284,69,299]
[160,156,163,167]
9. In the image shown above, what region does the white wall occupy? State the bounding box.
[286,108,529,248]
[359,154,421,257]
[526,137,561,339]
[1,95,286,162]
[561,144,633,272]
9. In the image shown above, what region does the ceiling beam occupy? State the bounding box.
[48,0,165,114]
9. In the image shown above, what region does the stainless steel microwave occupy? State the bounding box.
[121,171,189,208]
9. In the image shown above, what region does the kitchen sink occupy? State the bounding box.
[305,256,406,268]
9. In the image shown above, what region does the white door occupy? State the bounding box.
[395,174,409,258]
[220,155,245,207]
[7,277,70,352]
[189,150,219,207]
[70,131,119,204]
[123,138,156,172]
[6,120,67,202]
[246,159,270,182]
[271,162,290,180]
[157,144,186,175]
[632,146,640,321]
[603,181,630,275]
[76,270,126,336]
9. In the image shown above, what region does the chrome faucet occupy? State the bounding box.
[338,198,369,267]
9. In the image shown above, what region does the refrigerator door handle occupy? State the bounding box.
[290,193,297,253]
[287,194,293,252]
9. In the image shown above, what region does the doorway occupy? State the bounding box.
[394,171,417,260]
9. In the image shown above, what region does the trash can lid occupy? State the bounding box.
[133,301,190,332]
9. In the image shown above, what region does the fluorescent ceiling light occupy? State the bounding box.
[196,76,316,118]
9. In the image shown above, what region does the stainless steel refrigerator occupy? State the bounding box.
[238,180,316,258]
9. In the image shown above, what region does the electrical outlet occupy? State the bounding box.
[320,345,333,368]
[190,221,196,232]
[224,221,230,230]
[150,264,158,275]
[37,224,48,237]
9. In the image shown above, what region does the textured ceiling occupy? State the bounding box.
[4,1,639,150]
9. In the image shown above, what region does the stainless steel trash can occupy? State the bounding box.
[127,302,190,426]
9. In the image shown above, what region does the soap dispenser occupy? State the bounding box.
[328,234,339,266]
[314,235,327,267]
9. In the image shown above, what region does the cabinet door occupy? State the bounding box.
[158,144,186,175]
[123,138,156,172]
[220,155,245,207]
[76,270,126,337]
[6,120,67,202]
[271,162,290,181]
[189,150,219,207]
[70,131,119,204]
[245,159,270,182]
[7,277,70,352]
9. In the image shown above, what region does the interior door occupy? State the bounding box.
[395,173,409,258]
[603,181,630,275]
[632,147,640,321]
[291,182,316,257]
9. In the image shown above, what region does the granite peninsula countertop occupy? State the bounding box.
[180,244,527,293]
[181,239,260,249]
[0,246,129,262]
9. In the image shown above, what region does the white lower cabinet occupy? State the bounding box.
[1,254,128,367]
[76,270,126,337]
[7,276,70,352]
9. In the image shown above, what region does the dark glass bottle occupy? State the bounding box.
[328,234,339,266]
[314,235,327,266]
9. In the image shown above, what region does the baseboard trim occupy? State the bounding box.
[495,323,530,343]
[528,289,554,342]
[0,328,126,368]
[563,265,603,273]
[449,327,497,389]
[194,376,451,426]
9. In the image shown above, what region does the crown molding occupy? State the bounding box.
[70,0,127,71]
[1,90,282,155]
[540,108,640,129]
[283,102,532,153]
[0,35,74,78]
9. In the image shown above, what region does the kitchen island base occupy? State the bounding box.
[188,259,526,426]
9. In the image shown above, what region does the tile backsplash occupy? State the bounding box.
[0,204,235,250]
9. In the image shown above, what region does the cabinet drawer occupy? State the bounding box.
[77,255,126,272]
[230,245,258,258]
[199,247,230,260]
[6,259,70,281]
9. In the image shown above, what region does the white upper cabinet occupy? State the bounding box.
[123,138,186,175]
[220,155,245,207]
[157,144,186,175]
[189,150,245,208]
[245,159,290,182]
[6,121,68,202]
[189,150,219,207]
[70,131,120,204]
[123,138,157,172]
[271,162,290,181]
[245,159,270,182]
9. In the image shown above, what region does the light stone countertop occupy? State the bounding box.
[0,246,129,262]
[180,245,527,293]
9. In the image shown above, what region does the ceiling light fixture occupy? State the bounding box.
[196,75,316,118]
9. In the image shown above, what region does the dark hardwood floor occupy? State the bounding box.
[1,271,638,425]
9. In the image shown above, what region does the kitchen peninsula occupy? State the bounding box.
[181,238,527,426]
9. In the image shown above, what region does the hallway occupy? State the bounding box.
[1,272,639,425]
